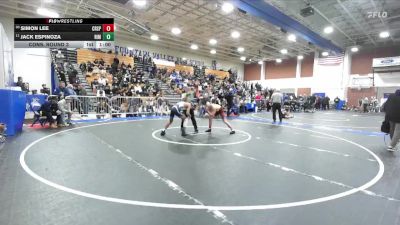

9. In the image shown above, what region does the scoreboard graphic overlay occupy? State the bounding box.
[14,18,114,49]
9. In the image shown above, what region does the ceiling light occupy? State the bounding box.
[240,56,246,61]
[150,34,159,40]
[249,59,252,62]
[190,44,198,50]
[287,34,296,42]
[258,60,263,65]
[379,31,390,38]
[221,2,234,13]
[322,51,329,56]
[182,57,187,60]
[43,0,54,3]
[351,47,359,52]
[280,49,288,54]
[237,47,244,52]
[36,7,59,18]
[210,49,216,54]
[276,58,282,63]
[132,0,146,7]
[209,39,217,45]
[171,27,181,35]
[324,26,333,34]
[231,30,240,38]
[127,47,134,50]
[297,55,304,60]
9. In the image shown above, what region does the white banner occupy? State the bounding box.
[153,58,175,67]
[372,56,400,67]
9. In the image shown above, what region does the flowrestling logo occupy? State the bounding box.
[367,11,388,18]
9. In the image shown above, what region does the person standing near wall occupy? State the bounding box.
[383,89,400,151]
[362,97,369,113]
[334,96,340,110]
[271,89,283,123]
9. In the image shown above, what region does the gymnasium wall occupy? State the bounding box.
[265,58,297,79]
[244,63,261,81]
[244,45,400,100]
[297,88,311,96]
[351,45,400,75]
[346,87,377,107]
[349,45,400,89]
[13,48,52,92]
[300,53,314,77]
[246,51,348,99]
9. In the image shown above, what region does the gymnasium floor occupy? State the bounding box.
[1,111,399,225]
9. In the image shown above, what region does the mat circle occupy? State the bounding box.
[19,118,384,211]
[152,126,252,146]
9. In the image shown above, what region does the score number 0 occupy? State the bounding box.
[102,24,114,32]
[102,24,114,41]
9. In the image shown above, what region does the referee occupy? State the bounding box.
[181,90,198,133]
[271,89,283,123]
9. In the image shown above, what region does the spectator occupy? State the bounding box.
[67,67,78,84]
[16,77,29,92]
[325,96,330,110]
[334,96,340,110]
[16,76,24,89]
[64,84,77,97]
[40,96,58,128]
[134,83,142,94]
[383,89,400,151]
[53,81,66,98]
[362,97,369,113]
[57,97,73,127]
[77,84,87,96]
[40,84,50,95]
[98,75,107,87]
[79,62,87,73]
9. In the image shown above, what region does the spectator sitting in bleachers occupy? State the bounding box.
[40,84,51,95]
[53,81,66,98]
[64,84,77,97]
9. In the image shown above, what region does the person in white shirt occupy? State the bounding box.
[98,75,107,87]
[57,97,73,126]
[270,89,283,123]
[134,84,142,94]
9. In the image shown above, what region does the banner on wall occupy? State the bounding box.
[372,56,400,68]
[114,46,205,67]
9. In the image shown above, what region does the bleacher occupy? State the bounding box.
[50,49,94,95]
[77,49,133,66]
